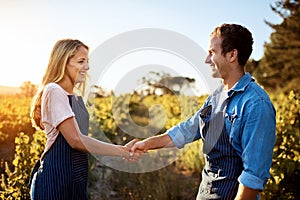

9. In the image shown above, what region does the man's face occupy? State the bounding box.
[205,36,227,79]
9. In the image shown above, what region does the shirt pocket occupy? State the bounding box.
[224,111,238,134]
[225,109,242,148]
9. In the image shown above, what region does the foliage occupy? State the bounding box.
[175,140,205,175]
[19,81,37,98]
[0,96,36,179]
[0,131,46,199]
[90,165,200,200]
[88,93,205,199]
[88,93,206,144]
[135,71,198,96]
[0,92,45,199]
[0,96,35,144]
[262,91,300,199]
[0,90,299,199]
[88,95,118,142]
[253,0,300,93]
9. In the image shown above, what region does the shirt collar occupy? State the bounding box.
[228,72,254,97]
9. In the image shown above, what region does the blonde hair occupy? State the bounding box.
[30,39,89,129]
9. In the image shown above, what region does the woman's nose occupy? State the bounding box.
[85,63,90,70]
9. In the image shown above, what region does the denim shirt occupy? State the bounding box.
[168,73,276,191]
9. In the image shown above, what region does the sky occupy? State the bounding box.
[0,0,282,95]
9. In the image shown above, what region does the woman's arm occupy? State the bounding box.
[57,117,136,159]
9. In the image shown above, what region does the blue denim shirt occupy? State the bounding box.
[168,73,276,192]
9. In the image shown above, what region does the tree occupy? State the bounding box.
[135,71,196,96]
[19,81,37,98]
[254,0,300,93]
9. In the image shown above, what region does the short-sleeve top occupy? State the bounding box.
[41,83,75,155]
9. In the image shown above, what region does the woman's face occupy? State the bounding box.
[66,46,89,84]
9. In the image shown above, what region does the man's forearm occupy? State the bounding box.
[234,184,259,200]
[144,133,175,150]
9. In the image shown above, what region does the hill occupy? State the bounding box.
[0,85,21,95]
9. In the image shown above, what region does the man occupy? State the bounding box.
[129,23,276,199]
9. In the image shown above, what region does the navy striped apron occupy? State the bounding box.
[196,97,243,199]
[29,95,89,200]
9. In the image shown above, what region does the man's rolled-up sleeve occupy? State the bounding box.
[167,109,201,148]
[238,99,276,190]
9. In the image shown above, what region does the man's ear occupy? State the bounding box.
[227,49,238,63]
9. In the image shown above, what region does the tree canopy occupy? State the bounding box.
[253,0,300,93]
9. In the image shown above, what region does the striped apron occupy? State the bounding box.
[196,96,243,199]
[29,95,89,200]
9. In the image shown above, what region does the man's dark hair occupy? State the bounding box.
[211,23,253,66]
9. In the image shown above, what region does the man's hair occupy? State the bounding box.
[211,23,253,66]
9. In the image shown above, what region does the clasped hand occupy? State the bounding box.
[122,139,148,162]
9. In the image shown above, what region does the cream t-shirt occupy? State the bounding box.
[41,83,75,155]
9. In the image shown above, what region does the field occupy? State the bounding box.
[0,90,299,199]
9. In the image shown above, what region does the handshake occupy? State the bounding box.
[121,138,148,162]
[118,133,173,162]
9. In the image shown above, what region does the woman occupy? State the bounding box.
[29,39,137,199]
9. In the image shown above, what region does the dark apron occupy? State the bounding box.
[28,95,89,200]
[196,96,243,200]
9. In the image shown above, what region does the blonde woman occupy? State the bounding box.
[29,39,138,200]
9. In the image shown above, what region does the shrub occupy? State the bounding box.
[0,131,45,199]
[262,91,300,199]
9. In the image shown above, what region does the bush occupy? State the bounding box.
[0,91,299,199]
[262,91,300,199]
[0,131,45,199]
